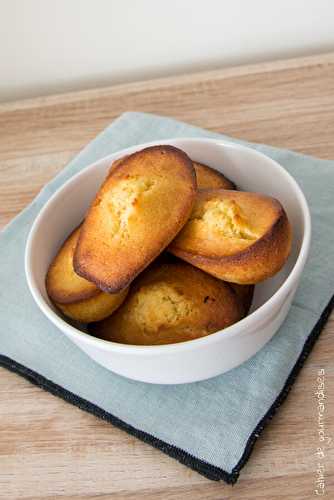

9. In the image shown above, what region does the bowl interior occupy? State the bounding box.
[27,139,306,334]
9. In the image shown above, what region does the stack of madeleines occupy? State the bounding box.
[46,145,292,345]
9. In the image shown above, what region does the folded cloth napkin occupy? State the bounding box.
[0,112,333,484]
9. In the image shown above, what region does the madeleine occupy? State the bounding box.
[46,227,128,322]
[169,189,292,284]
[90,261,243,345]
[193,161,235,190]
[74,145,197,292]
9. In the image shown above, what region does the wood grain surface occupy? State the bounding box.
[0,52,333,499]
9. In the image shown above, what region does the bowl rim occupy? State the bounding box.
[25,137,312,355]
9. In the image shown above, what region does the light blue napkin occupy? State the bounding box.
[1,112,333,483]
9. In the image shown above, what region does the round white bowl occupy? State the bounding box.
[25,138,311,384]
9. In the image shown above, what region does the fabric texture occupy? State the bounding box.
[0,112,333,484]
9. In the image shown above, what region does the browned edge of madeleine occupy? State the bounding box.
[193,161,236,190]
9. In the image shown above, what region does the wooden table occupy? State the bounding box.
[1,53,333,500]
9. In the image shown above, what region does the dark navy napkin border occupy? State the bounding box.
[1,293,333,484]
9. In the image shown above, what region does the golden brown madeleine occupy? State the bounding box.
[74,145,197,293]
[46,227,128,322]
[107,155,129,176]
[46,226,98,304]
[230,284,254,315]
[55,287,128,323]
[193,161,236,190]
[169,189,292,284]
[89,261,244,346]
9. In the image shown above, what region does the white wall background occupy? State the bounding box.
[1,0,334,103]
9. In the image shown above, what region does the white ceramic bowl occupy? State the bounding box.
[25,138,311,384]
